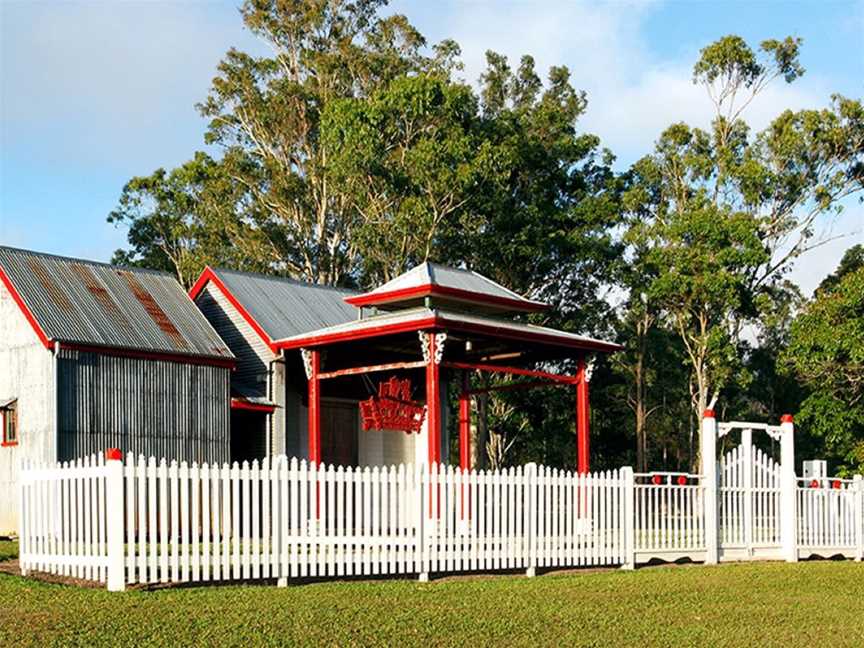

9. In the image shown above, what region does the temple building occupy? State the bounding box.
[192,262,621,472]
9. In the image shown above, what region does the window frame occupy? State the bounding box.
[1,400,18,447]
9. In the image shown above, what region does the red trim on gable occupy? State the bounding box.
[344,283,549,312]
[60,342,236,369]
[274,317,440,350]
[231,398,276,413]
[189,267,277,354]
[437,317,623,353]
[273,313,621,354]
[0,266,53,349]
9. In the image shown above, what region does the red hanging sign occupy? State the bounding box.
[359,376,426,434]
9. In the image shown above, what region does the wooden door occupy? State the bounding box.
[321,400,358,467]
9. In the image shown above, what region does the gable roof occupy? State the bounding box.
[344,262,548,313]
[189,267,358,351]
[0,246,233,363]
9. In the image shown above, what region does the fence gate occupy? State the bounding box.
[716,424,784,560]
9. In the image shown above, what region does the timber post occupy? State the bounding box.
[779,414,798,563]
[700,410,719,565]
[105,448,126,592]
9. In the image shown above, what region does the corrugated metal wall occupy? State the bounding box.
[57,348,230,464]
[195,283,272,391]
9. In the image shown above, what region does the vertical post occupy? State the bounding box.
[621,466,635,570]
[853,475,863,562]
[458,371,471,472]
[700,410,719,565]
[576,356,590,474]
[525,461,537,577]
[779,414,798,563]
[425,333,441,467]
[741,428,753,557]
[105,448,125,592]
[307,350,321,466]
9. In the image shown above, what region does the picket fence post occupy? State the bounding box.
[105,448,126,592]
[418,463,430,582]
[700,410,719,565]
[525,462,537,577]
[620,466,635,570]
[779,415,798,563]
[854,474,863,562]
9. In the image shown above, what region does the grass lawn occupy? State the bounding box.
[0,541,862,648]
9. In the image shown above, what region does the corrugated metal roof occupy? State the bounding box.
[211,268,358,341]
[356,262,539,303]
[0,246,233,360]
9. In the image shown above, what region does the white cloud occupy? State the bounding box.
[1,1,258,169]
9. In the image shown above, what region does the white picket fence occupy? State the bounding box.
[19,455,637,590]
[17,417,864,591]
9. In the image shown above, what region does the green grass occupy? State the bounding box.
[0,542,862,647]
[0,541,17,562]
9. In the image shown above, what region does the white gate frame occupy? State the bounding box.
[701,412,798,564]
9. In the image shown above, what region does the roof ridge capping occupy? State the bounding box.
[0,244,174,278]
[206,266,359,295]
[344,261,548,312]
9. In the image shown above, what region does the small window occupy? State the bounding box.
[2,400,17,446]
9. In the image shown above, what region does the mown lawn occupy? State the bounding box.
[0,541,862,648]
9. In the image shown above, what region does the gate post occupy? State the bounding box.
[741,428,754,558]
[620,466,635,570]
[105,449,126,592]
[700,410,719,565]
[854,475,863,562]
[779,415,798,563]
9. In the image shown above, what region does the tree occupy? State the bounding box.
[108,153,269,288]
[321,73,491,284]
[197,0,447,285]
[783,258,864,474]
[622,35,864,442]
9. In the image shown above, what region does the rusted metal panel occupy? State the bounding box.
[0,246,232,361]
[56,348,230,464]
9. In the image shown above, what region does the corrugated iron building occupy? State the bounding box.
[0,246,234,533]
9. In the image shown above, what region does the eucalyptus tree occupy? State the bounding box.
[623,35,864,432]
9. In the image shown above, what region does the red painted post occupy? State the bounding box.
[458,371,471,520]
[425,333,441,466]
[459,371,471,472]
[307,349,322,466]
[576,356,590,474]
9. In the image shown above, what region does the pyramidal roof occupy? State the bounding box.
[345,262,548,313]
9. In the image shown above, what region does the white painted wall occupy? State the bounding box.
[358,420,418,468]
[0,281,55,534]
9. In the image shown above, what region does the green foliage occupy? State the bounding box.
[107,153,272,288]
[784,262,864,474]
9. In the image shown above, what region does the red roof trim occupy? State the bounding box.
[344,284,548,312]
[274,316,439,350]
[60,342,236,369]
[438,316,622,353]
[231,398,276,413]
[274,313,621,353]
[189,267,277,354]
[0,266,53,350]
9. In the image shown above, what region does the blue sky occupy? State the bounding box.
[1,0,861,294]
